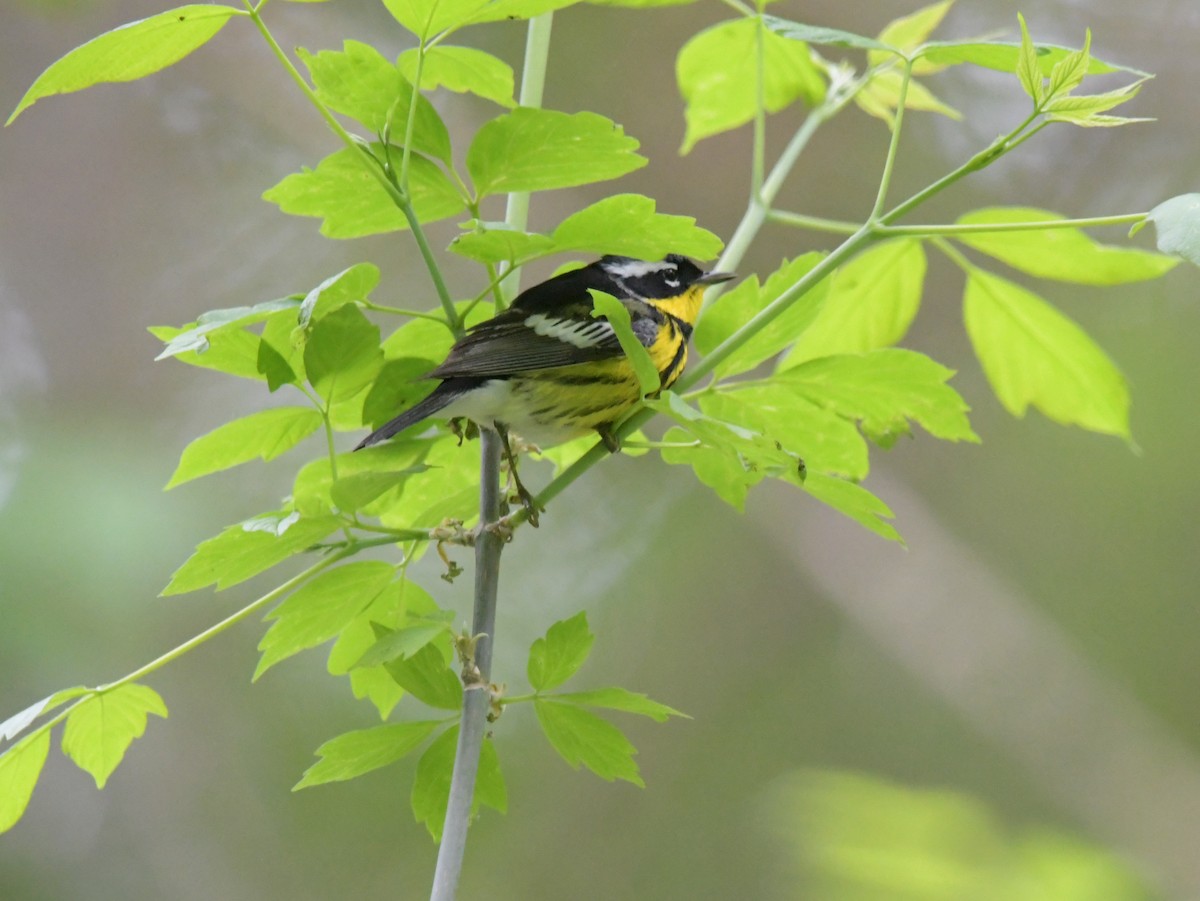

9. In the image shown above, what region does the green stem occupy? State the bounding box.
[496,692,536,705]
[715,65,867,282]
[766,209,860,234]
[870,60,912,220]
[717,0,756,15]
[751,14,767,197]
[876,212,1150,237]
[929,235,976,273]
[879,112,1040,226]
[11,548,355,755]
[399,44,426,194]
[361,302,448,322]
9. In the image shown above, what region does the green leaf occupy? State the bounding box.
[161,512,341,595]
[456,0,579,27]
[298,263,381,329]
[294,720,441,789]
[1144,194,1200,266]
[467,108,646,198]
[1047,113,1154,128]
[153,298,300,361]
[917,39,1139,78]
[304,304,383,405]
[369,436,481,528]
[299,41,450,162]
[534,700,642,785]
[1,687,88,744]
[379,299,491,362]
[61,685,167,789]
[964,269,1130,437]
[381,0,470,38]
[527,611,594,692]
[327,580,441,719]
[775,349,979,446]
[354,621,450,668]
[449,223,558,265]
[552,194,723,260]
[552,687,687,722]
[659,426,760,509]
[263,145,465,238]
[763,16,895,53]
[7,5,239,125]
[678,18,826,154]
[149,324,266,379]
[954,207,1177,284]
[872,1,955,62]
[329,469,429,512]
[701,388,867,480]
[384,642,463,710]
[1015,13,1043,103]
[0,732,50,834]
[255,562,395,680]
[451,195,723,266]
[589,290,659,397]
[382,0,574,39]
[803,472,902,543]
[1044,28,1091,101]
[166,407,323,488]
[781,240,926,367]
[694,253,830,379]
[1042,82,1146,119]
[654,396,806,510]
[411,727,506,841]
[855,69,962,126]
[410,725,456,840]
[257,339,297,391]
[398,45,515,107]
[587,0,696,6]
[474,737,507,817]
[775,771,1156,900]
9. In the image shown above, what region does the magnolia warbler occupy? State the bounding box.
[356,254,734,522]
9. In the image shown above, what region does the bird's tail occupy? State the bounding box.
[354,382,467,450]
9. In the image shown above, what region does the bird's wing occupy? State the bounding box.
[429,302,625,378]
[430,263,665,379]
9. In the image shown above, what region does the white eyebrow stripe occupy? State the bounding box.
[525,313,614,348]
[605,260,676,279]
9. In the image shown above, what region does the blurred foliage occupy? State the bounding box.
[768,770,1157,901]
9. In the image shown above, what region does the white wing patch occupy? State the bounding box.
[603,259,676,280]
[524,313,614,349]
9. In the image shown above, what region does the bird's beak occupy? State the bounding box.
[696,271,736,286]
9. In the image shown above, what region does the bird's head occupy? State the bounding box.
[597,254,735,300]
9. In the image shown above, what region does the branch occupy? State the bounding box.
[429,13,555,901]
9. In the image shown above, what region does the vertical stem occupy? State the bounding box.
[750,12,767,198]
[429,434,503,901]
[869,59,912,220]
[429,14,555,901]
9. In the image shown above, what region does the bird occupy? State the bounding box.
[355,254,735,523]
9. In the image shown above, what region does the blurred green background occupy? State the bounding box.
[2,1,1198,898]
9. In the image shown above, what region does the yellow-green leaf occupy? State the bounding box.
[8,5,239,125]
[294,721,441,789]
[167,407,324,488]
[955,207,1177,285]
[964,269,1129,437]
[61,685,167,789]
[0,732,51,834]
[781,239,926,367]
[678,18,825,154]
